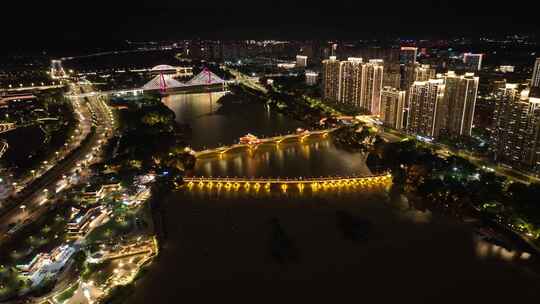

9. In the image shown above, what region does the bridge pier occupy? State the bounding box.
[183,173,392,192]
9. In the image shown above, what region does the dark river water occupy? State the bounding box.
[163,91,372,178]
[0,125,45,168]
[191,139,371,178]
[162,92,306,150]
[129,92,540,303]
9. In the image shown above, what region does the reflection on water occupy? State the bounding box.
[180,183,389,201]
[162,92,226,124]
[163,92,372,179]
[131,186,540,304]
[130,92,540,303]
[184,181,389,197]
[162,92,306,150]
[190,138,371,178]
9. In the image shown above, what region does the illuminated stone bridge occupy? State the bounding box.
[0,123,16,134]
[194,128,338,157]
[183,172,392,192]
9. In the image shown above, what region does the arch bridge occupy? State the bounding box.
[0,123,16,134]
[194,128,337,157]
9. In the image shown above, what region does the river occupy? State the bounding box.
[162,92,306,151]
[163,92,371,178]
[0,125,45,168]
[128,92,540,303]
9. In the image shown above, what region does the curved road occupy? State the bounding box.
[0,82,115,242]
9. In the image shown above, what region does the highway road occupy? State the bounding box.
[225,67,268,93]
[0,82,115,242]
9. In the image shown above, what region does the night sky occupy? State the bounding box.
[2,1,539,53]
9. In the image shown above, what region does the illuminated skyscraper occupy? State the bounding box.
[463,53,483,71]
[415,64,437,82]
[406,72,479,138]
[407,79,445,138]
[366,60,384,114]
[439,72,479,137]
[380,87,406,129]
[305,71,318,86]
[383,65,401,89]
[491,84,540,174]
[322,56,341,102]
[338,57,364,108]
[322,57,384,114]
[531,57,540,89]
[400,47,418,65]
[296,55,308,68]
[400,64,436,130]
[402,64,436,91]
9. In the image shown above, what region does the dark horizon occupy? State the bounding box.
[2,1,540,54]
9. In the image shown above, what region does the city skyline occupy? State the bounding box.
[2,3,540,303]
[2,1,540,54]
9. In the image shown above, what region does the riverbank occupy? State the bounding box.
[218,83,340,129]
[371,138,540,253]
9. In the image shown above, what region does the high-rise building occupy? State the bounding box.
[366,60,384,114]
[305,71,318,86]
[491,84,540,174]
[400,47,418,65]
[531,57,540,89]
[407,79,446,138]
[380,87,406,129]
[401,64,436,91]
[321,57,384,114]
[415,64,437,82]
[338,57,364,108]
[296,55,308,68]
[400,64,437,129]
[406,72,479,138]
[383,64,401,89]
[321,56,341,102]
[463,53,483,71]
[439,72,479,137]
